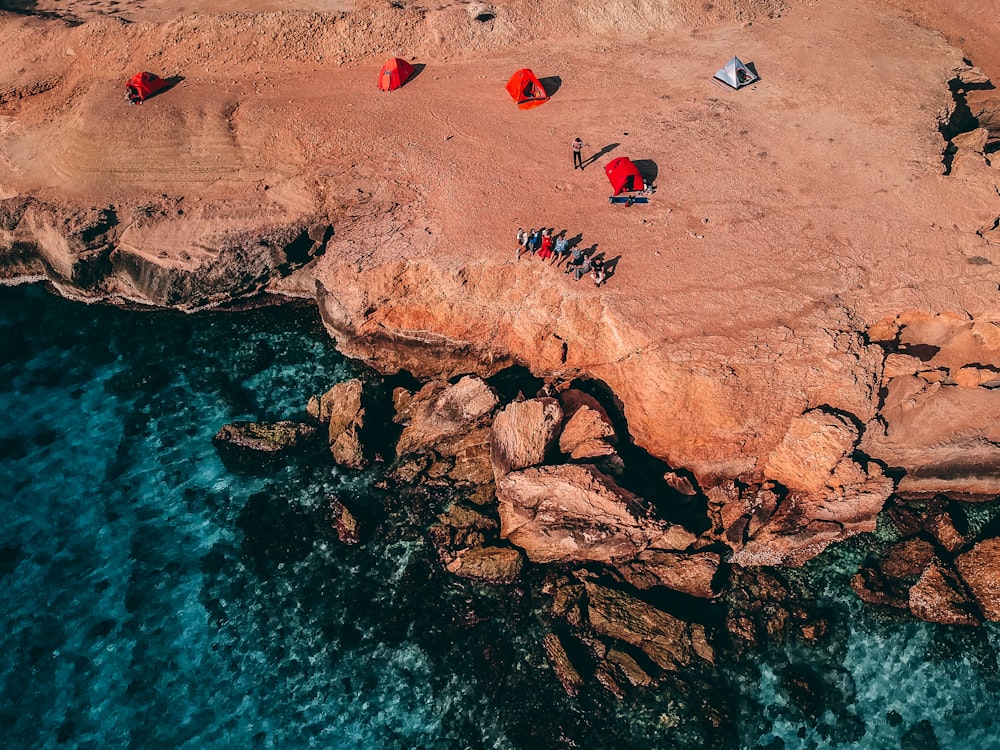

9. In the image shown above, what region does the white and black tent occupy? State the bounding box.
[713,56,759,89]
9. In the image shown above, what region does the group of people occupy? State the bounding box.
[515,227,608,287]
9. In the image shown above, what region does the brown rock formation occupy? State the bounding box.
[584,582,714,672]
[490,397,562,476]
[395,376,498,456]
[908,561,978,626]
[446,546,523,584]
[617,550,721,599]
[954,537,1000,621]
[328,497,361,545]
[212,420,318,462]
[558,404,617,459]
[497,464,696,565]
[851,537,937,609]
[322,379,367,470]
[542,632,585,697]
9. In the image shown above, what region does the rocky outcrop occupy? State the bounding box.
[558,390,617,459]
[446,546,523,583]
[617,550,721,599]
[212,420,319,463]
[308,379,370,469]
[497,464,696,565]
[955,538,1000,621]
[584,582,714,672]
[1,198,331,308]
[490,397,562,476]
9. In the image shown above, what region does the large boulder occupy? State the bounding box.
[955,537,1000,621]
[318,379,368,469]
[617,550,721,599]
[396,376,498,455]
[212,420,319,464]
[559,404,617,459]
[497,464,696,565]
[584,582,714,672]
[446,546,523,584]
[490,397,563,476]
[908,561,978,626]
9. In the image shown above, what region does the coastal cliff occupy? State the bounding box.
[3,0,1000,571]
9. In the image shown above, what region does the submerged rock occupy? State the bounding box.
[543,632,585,696]
[212,420,319,463]
[328,497,361,545]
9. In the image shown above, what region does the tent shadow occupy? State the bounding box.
[539,76,562,97]
[632,159,658,187]
[407,63,427,85]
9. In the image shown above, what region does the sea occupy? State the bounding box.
[2,282,999,749]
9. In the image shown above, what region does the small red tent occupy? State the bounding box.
[125,71,169,104]
[605,157,644,195]
[505,69,548,109]
[379,58,416,91]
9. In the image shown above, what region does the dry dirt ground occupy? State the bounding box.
[2,0,999,480]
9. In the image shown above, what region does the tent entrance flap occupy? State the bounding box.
[506,68,549,109]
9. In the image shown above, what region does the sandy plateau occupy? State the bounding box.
[2,0,1000,562]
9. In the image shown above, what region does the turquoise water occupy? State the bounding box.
[2,283,1000,749]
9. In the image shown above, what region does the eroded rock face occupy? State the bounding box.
[446,546,523,584]
[864,312,1000,500]
[491,397,562,476]
[497,464,696,565]
[396,376,499,456]
[320,379,367,470]
[955,537,1000,621]
[617,550,721,599]
[584,582,714,671]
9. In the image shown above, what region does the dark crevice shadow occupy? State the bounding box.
[538,76,562,97]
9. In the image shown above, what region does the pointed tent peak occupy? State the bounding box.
[379,57,416,91]
[506,68,549,109]
[713,56,759,89]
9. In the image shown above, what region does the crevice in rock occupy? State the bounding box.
[939,61,997,175]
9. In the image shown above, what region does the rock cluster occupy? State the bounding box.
[851,496,1000,625]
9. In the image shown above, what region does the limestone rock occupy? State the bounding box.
[584,582,714,671]
[328,497,360,545]
[617,550,721,599]
[396,376,498,456]
[323,379,368,469]
[543,632,585,696]
[559,404,616,459]
[955,537,1000,621]
[490,397,562,477]
[446,546,523,584]
[850,537,936,608]
[763,409,859,494]
[709,467,892,567]
[497,464,696,565]
[212,420,319,462]
[908,561,978,626]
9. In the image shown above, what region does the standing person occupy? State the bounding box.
[572,138,585,170]
[516,228,527,260]
[554,234,569,265]
[539,230,554,261]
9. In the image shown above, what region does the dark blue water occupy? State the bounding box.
[2,283,1000,750]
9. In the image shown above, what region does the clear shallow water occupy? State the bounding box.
[1,284,999,750]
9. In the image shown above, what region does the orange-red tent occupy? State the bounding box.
[379,58,416,91]
[125,71,169,103]
[605,157,644,195]
[505,69,548,109]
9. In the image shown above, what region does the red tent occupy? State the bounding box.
[125,71,169,104]
[379,58,416,91]
[505,69,548,109]
[605,157,644,195]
